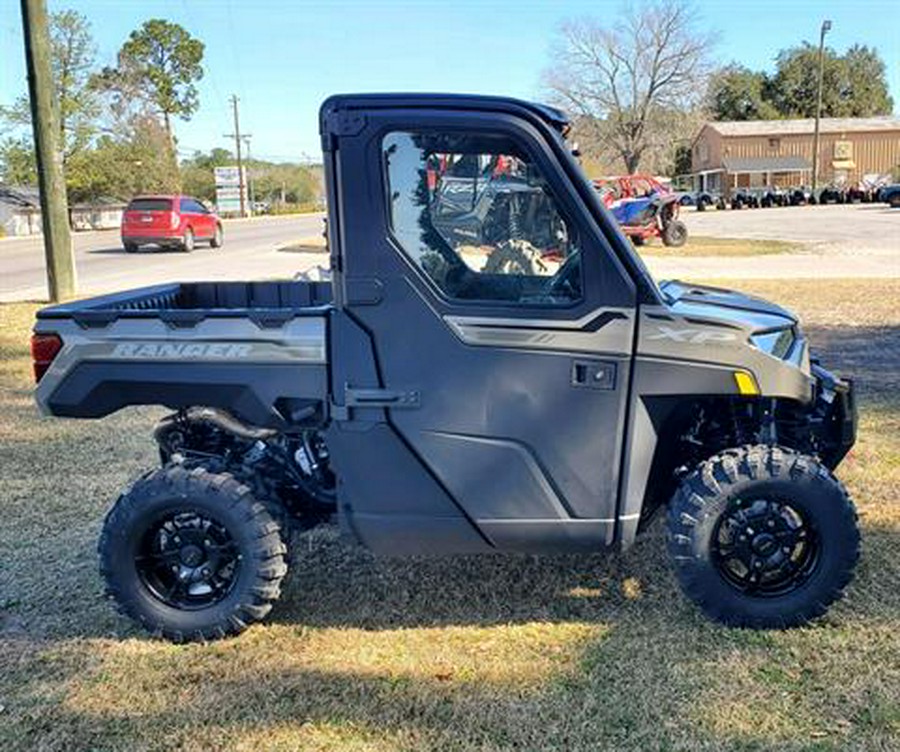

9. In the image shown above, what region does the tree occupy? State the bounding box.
[63,116,178,202]
[180,148,233,202]
[0,137,38,185]
[544,1,715,173]
[0,9,99,165]
[777,43,894,117]
[839,44,893,116]
[707,64,779,121]
[96,19,204,142]
[769,43,845,118]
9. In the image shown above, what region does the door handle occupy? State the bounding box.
[571,360,616,390]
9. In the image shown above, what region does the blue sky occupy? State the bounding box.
[2,0,898,163]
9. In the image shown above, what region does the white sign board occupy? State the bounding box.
[214,166,247,215]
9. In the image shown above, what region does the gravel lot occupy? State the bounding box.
[644,203,900,280]
[683,202,899,256]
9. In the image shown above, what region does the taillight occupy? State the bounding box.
[170,211,180,229]
[31,333,63,383]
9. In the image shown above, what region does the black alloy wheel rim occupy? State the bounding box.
[711,497,820,597]
[136,510,241,609]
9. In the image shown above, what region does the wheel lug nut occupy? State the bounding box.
[739,535,747,542]
[767,520,775,528]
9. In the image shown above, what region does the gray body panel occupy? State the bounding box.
[35,308,329,429]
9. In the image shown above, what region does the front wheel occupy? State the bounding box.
[667,445,859,629]
[662,219,688,247]
[98,465,289,642]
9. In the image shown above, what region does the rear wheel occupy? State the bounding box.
[123,242,139,253]
[182,227,195,252]
[667,445,859,629]
[662,219,688,247]
[210,223,223,248]
[98,465,288,642]
[630,234,645,247]
[890,194,900,209]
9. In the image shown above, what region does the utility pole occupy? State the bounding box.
[223,95,247,217]
[241,135,255,210]
[20,0,76,301]
[811,19,832,198]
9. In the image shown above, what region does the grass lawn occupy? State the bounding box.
[278,235,800,257]
[639,236,802,256]
[1,280,898,751]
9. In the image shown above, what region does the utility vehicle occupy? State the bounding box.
[33,94,859,641]
[595,176,688,247]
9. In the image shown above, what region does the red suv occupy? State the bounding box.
[121,195,223,253]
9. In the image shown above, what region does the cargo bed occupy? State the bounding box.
[34,281,332,428]
[37,280,333,328]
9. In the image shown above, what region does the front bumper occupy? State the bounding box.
[812,364,857,469]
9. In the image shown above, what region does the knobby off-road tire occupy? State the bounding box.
[667,445,859,629]
[99,465,288,642]
[662,219,688,247]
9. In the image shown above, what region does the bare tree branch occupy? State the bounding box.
[543,1,716,174]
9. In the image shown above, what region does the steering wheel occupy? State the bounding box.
[542,248,581,299]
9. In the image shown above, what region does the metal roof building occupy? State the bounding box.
[689,116,900,196]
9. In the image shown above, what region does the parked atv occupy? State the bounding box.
[595,177,688,247]
[611,193,688,247]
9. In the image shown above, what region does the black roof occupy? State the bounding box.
[320,93,570,133]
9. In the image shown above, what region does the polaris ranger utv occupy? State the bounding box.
[32,94,859,641]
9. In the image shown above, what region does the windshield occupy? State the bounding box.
[127,198,172,212]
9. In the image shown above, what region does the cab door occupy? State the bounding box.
[326,102,638,552]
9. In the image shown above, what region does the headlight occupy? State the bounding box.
[751,327,796,360]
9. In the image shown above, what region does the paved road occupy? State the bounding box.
[3,205,898,301]
[0,213,328,302]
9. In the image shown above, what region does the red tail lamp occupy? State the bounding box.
[31,333,63,383]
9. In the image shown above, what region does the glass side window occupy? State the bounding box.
[383,131,582,306]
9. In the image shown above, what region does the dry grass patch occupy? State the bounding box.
[640,235,802,256]
[1,280,898,751]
